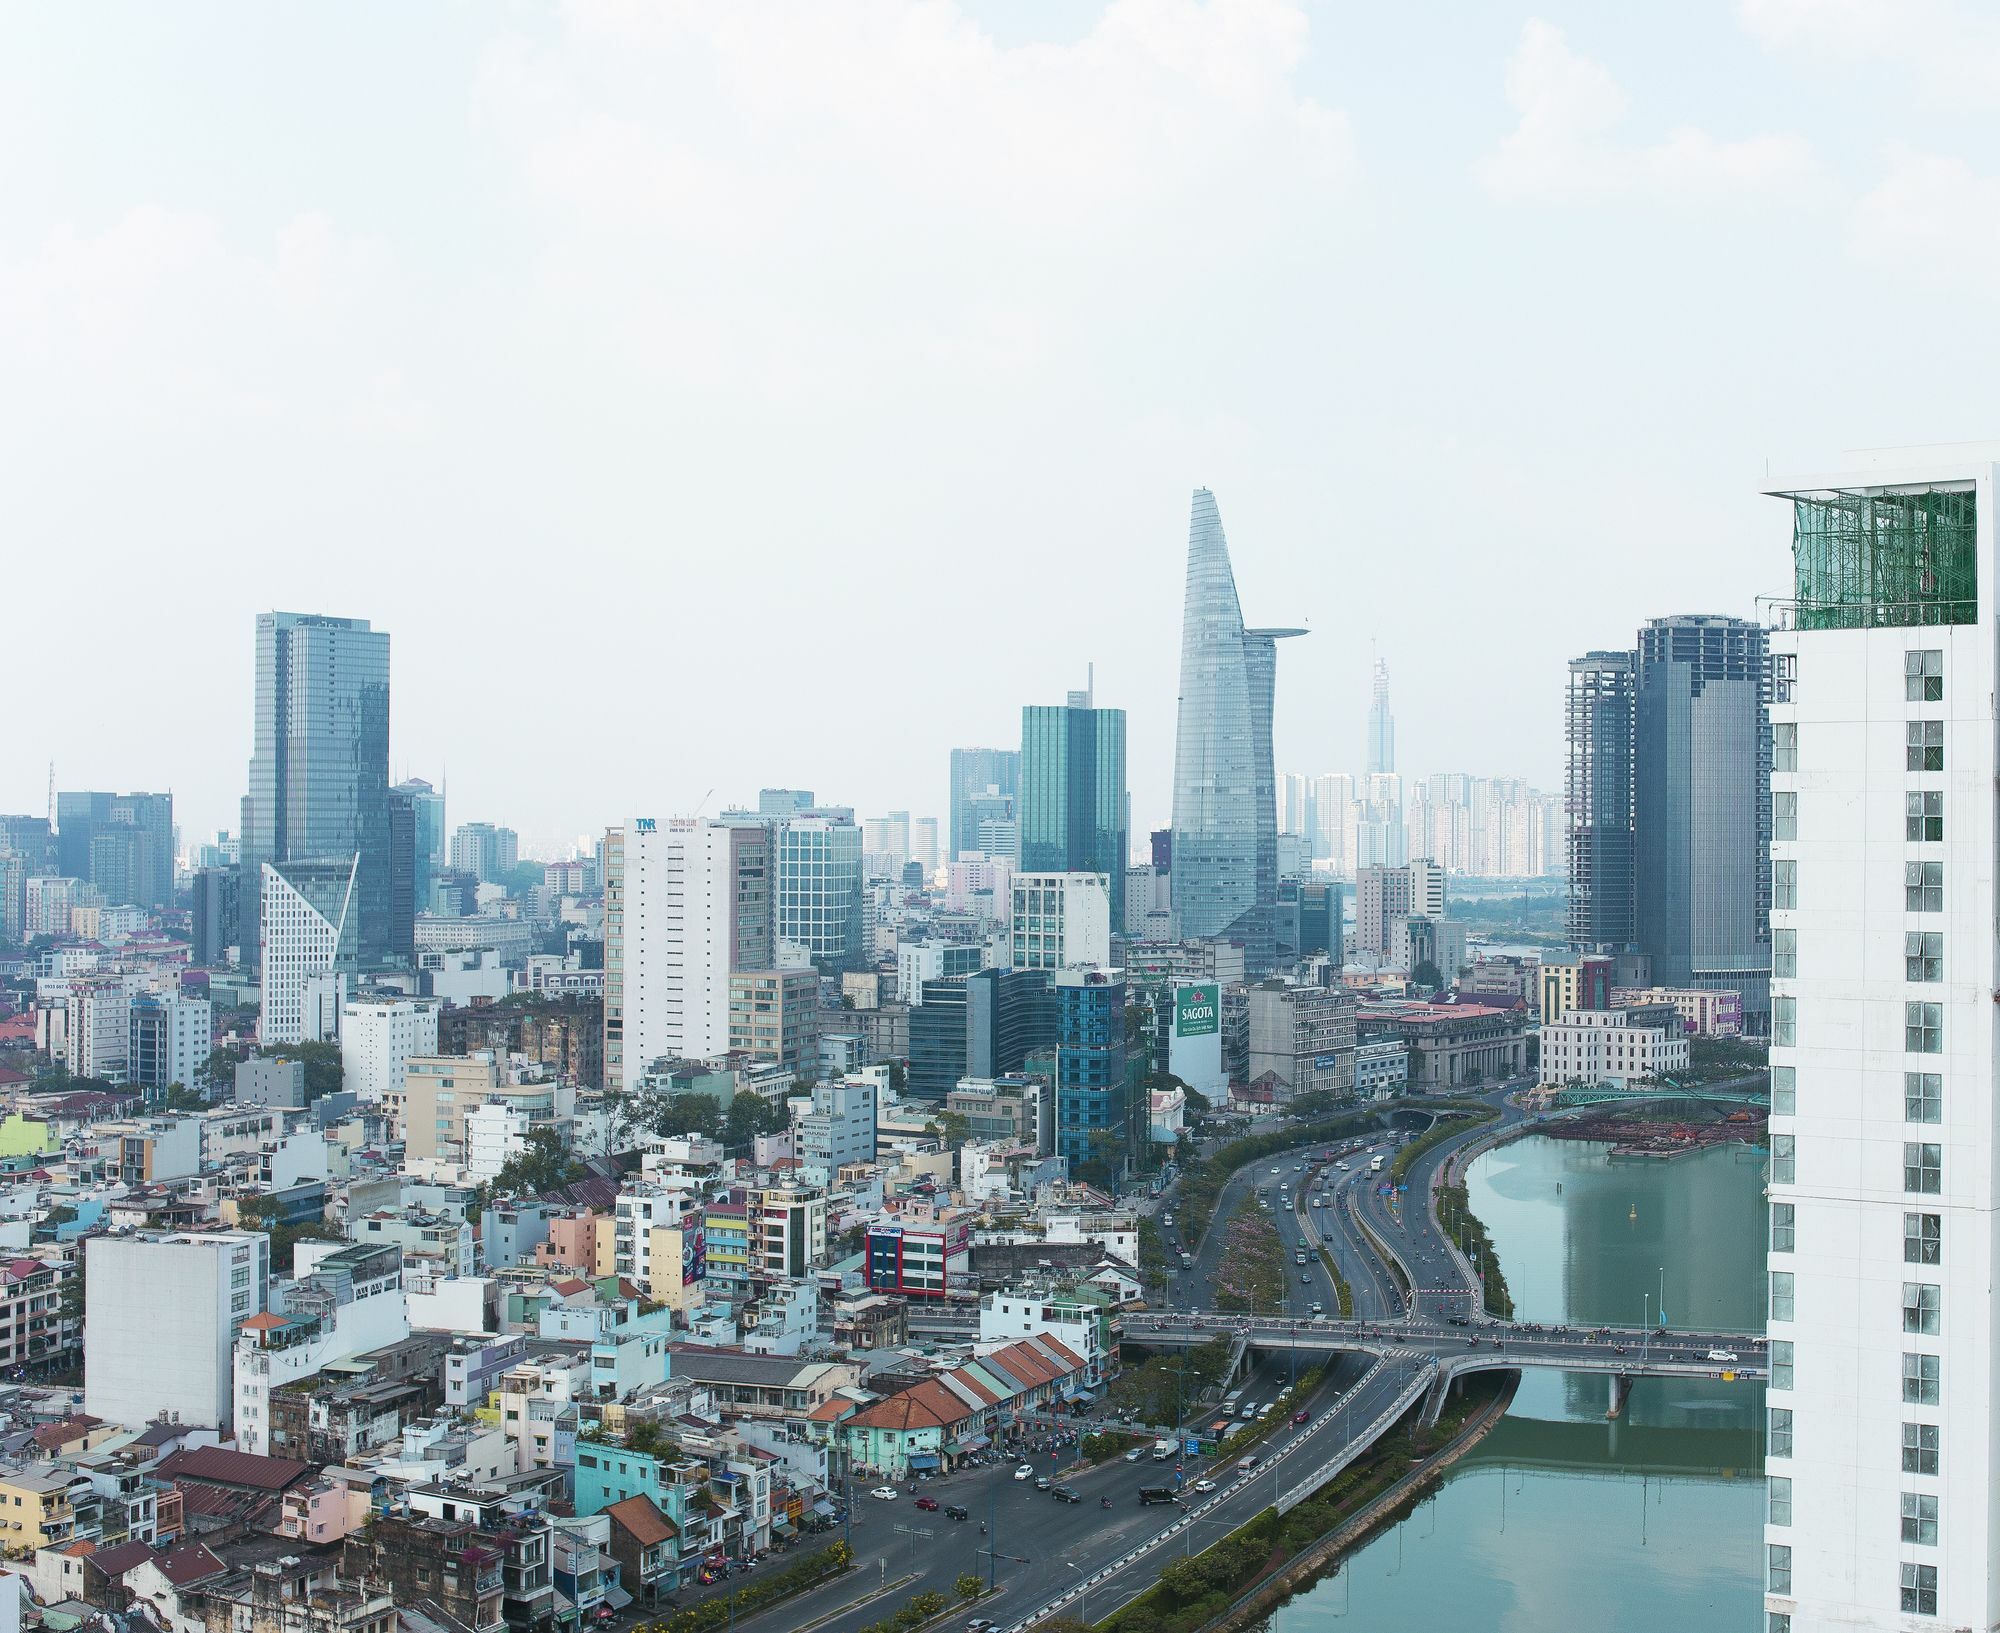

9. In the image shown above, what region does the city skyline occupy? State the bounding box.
[14,2,1982,842]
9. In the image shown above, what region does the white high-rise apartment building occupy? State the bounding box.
[1010,871,1112,971]
[1765,447,1996,1632]
[341,997,442,1105]
[607,818,772,1090]
[65,976,133,1082]
[24,877,78,937]
[86,1230,269,1429]
[1408,857,1445,920]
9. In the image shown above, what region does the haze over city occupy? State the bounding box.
[1,6,1994,1633]
[10,1,1998,843]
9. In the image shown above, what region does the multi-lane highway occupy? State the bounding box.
[878,1087,1763,1633]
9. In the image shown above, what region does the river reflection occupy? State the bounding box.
[1264,1136,1767,1633]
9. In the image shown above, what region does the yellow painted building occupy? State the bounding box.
[0,1469,92,1551]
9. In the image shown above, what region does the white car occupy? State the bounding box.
[1192,1479,1217,1493]
[1706,1349,1739,1363]
[871,1486,899,1501]
[1125,1448,1145,1462]
[1014,1465,1033,1481]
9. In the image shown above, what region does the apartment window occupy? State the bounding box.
[1906,720,1944,771]
[1772,928,1797,980]
[1771,1065,1795,1116]
[1905,1071,1942,1124]
[1906,648,1943,701]
[1904,1141,1942,1194]
[1767,1474,1791,1527]
[1904,1353,1939,1405]
[1901,1491,1939,1546]
[1902,1422,1939,1475]
[1771,1133,1795,1185]
[1904,1002,1942,1054]
[1906,861,1943,913]
[1773,996,1796,1048]
[1769,1406,1793,1458]
[1767,1543,1792,1597]
[1772,651,1797,703]
[1905,1212,1941,1265]
[1902,1282,1940,1335]
[1906,790,1944,842]
[1770,1339,1793,1391]
[1901,1562,1938,1618]
[1773,722,1798,772]
[1905,931,1943,983]
[1773,790,1797,841]
[1770,1204,1795,1254]
[1770,1270,1795,1321]
[1768,1618,1791,1633]
[1773,860,1798,912]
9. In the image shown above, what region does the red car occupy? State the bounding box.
[915,1496,940,1511]
[1292,1409,1311,1425]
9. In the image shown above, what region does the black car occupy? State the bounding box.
[1050,1486,1082,1503]
[944,1505,969,1521]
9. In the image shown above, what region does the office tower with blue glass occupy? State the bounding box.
[1634,613,1772,1028]
[948,747,1019,861]
[237,612,392,973]
[1170,487,1301,975]
[392,778,446,910]
[1055,966,1127,1171]
[1019,684,1127,931]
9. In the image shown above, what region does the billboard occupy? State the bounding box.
[1168,981,1226,1097]
[1173,984,1220,1038]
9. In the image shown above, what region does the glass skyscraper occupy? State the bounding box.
[774,811,864,972]
[1564,650,1638,951]
[1055,966,1127,1171]
[238,612,392,971]
[392,778,446,912]
[1170,488,1302,973]
[1019,696,1127,931]
[948,747,1019,861]
[1633,613,1771,1025]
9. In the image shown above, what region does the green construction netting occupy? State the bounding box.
[1792,489,1976,630]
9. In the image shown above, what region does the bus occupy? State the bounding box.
[1368,1155,1387,1173]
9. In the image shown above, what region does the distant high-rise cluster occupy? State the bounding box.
[1563,613,1771,1027]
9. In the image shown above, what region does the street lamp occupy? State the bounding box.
[1065,1561,1089,1623]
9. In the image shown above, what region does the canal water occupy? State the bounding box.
[1266,1135,1768,1632]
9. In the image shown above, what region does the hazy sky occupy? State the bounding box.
[7,1,1997,857]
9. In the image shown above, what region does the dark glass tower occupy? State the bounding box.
[1169,488,1301,974]
[55,791,174,908]
[1565,651,1637,950]
[1019,694,1127,930]
[1634,614,1771,1023]
[238,612,392,971]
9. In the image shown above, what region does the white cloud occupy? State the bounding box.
[1852,147,2000,291]
[1739,0,2000,102]
[1478,19,1815,202]
[472,0,1356,399]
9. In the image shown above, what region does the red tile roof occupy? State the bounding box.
[152,1542,227,1586]
[156,1445,312,1493]
[603,1494,678,1545]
